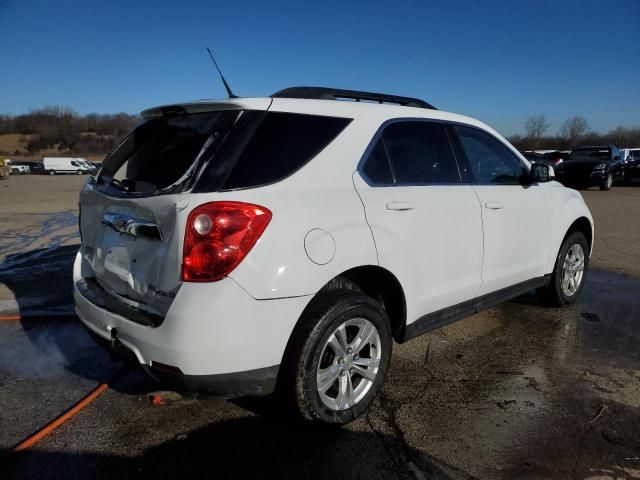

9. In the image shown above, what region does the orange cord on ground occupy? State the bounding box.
[0,315,22,321]
[12,379,115,452]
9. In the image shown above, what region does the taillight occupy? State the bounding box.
[182,201,272,282]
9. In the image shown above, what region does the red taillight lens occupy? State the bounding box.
[182,201,272,282]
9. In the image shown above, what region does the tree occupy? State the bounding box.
[524,114,551,141]
[560,116,590,146]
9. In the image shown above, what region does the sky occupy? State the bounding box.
[0,0,638,136]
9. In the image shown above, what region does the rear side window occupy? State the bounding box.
[382,121,460,185]
[454,126,524,185]
[222,112,351,190]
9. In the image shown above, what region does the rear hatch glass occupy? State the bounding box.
[98,110,241,195]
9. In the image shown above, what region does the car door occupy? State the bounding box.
[451,125,550,296]
[353,120,483,323]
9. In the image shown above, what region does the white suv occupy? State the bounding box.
[74,87,593,424]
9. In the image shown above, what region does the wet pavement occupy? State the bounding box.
[0,177,639,479]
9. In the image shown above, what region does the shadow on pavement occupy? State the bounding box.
[3,415,469,480]
[0,245,138,389]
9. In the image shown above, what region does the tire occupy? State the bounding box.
[77,170,83,175]
[279,289,392,425]
[600,173,613,190]
[538,231,589,307]
[48,170,55,176]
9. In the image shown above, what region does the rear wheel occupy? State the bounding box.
[538,231,589,306]
[600,173,613,190]
[279,289,392,425]
[47,170,55,175]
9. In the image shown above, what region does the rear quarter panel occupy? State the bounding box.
[183,118,381,300]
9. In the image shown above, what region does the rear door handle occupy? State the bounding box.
[484,201,503,210]
[386,202,415,211]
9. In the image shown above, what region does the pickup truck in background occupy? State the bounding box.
[10,164,30,175]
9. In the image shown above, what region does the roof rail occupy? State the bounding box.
[271,86,436,110]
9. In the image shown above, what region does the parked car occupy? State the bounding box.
[620,148,640,183]
[74,86,594,424]
[524,150,568,167]
[10,164,30,175]
[43,157,93,175]
[554,145,624,190]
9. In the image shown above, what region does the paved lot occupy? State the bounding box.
[1,175,639,479]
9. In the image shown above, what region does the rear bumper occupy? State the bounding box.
[85,328,278,397]
[73,251,310,397]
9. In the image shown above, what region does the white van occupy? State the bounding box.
[43,157,92,175]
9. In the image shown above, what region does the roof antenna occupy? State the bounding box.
[206,47,237,98]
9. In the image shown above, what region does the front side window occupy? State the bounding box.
[454,126,524,185]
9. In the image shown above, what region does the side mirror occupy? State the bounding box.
[530,163,555,183]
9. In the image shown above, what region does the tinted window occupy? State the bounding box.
[454,126,524,185]
[361,139,394,184]
[222,112,351,189]
[382,122,460,184]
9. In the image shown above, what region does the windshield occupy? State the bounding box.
[568,149,609,162]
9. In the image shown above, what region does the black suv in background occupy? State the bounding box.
[555,145,624,190]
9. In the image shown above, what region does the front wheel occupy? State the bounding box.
[47,170,56,176]
[279,289,392,425]
[538,231,589,306]
[600,173,613,190]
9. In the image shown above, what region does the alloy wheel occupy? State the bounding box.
[316,318,381,411]
[561,243,585,296]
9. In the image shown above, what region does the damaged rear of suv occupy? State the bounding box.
[75,96,357,399]
[75,88,593,424]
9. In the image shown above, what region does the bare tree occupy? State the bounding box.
[560,116,590,146]
[524,114,551,140]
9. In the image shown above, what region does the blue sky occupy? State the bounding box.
[0,0,638,136]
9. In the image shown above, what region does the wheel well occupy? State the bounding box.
[566,217,593,252]
[321,266,407,342]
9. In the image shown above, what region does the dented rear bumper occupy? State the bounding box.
[73,251,310,397]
